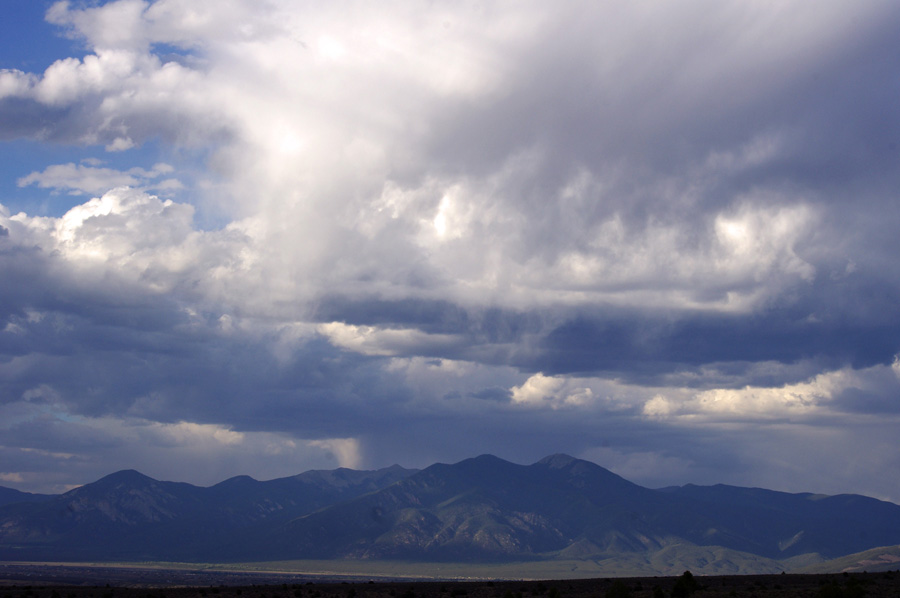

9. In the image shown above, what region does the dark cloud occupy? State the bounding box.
[536,307,900,382]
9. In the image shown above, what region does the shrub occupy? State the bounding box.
[671,571,699,598]
[604,580,631,598]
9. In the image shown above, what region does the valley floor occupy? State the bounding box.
[1,564,900,598]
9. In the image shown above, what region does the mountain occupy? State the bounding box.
[658,483,900,559]
[253,453,705,561]
[246,454,900,563]
[0,465,417,561]
[792,544,900,573]
[0,486,54,507]
[1,454,898,575]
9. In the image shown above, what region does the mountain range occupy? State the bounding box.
[1,454,899,576]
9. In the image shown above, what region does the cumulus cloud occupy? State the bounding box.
[6,188,202,282]
[2,0,900,501]
[511,373,594,409]
[0,41,224,147]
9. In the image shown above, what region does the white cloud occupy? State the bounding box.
[317,322,459,357]
[146,420,245,447]
[510,373,596,409]
[713,202,816,285]
[1,43,223,147]
[47,0,151,52]
[46,0,281,54]
[2,187,255,305]
[0,69,37,98]
[22,187,194,261]
[643,360,900,422]
[17,162,180,195]
[105,136,135,151]
[643,395,675,418]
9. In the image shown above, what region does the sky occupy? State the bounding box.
[1,1,900,502]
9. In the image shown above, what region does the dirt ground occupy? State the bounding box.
[1,565,899,598]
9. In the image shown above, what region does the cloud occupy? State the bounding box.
[0,45,225,147]
[8,1,830,315]
[0,397,370,492]
[511,373,594,409]
[0,472,24,484]
[2,1,900,503]
[7,187,194,275]
[643,360,900,422]
[317,321,461,357]
[17,162,180,195]
[307,438,362,470]
[579,446,697,489]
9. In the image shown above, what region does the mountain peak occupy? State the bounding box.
[65,470,162,497]
[96,469,155,484]
[213,474,257,488]
[536,453,580,468]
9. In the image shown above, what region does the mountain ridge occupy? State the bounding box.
[0,485,54,508]
[1,454,898,574]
